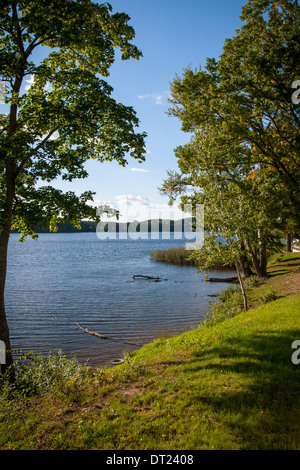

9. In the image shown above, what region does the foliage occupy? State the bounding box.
[161,0,300,283]
[150,246,235,268]
[0,0,147,237]
[0,349,91,420]
[203,285,243,326]
[150,247,201,266]
[260,288,278,304]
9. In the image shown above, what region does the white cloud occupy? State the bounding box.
[130,168,150,173]
[154,94,164,105]
[24,75,52,92]
[137,91,170,106]
[115,194,151,207]
[24,75,35,91]
[89,195,193,223]
[112,194,190,222]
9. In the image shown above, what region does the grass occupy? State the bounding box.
[150,247,200,266]
[0,252,300,450]
[150,246,234,269]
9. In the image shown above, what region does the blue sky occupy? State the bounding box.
[2,0,248,221]
[90,0,248,220]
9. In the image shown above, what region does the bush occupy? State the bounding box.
[217,285,237,302]
[244,275,257,289]
[0,349,89,399]
[204,286,243,326]
[0,350,94,422]
[260,288,278,304]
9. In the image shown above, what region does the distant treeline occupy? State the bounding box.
[11,218,197,234]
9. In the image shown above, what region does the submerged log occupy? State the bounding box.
[76,323,141,346]
[203,276,238,283]
[133,274,167,281]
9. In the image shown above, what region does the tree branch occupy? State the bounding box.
[15,128,59,178]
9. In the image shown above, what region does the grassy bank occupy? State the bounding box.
[0,253,300,450]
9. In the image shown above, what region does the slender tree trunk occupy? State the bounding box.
[239,242,253,277]
[0,62,22,379]
[286,232,293,252]
[0,223,15,378]
[236,235,253,277]
[235,262,248,312]
[0,157,16,380]
[258,228,267,278]
[244,238,264,280]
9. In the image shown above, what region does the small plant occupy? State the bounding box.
[1,349,89,399]
[204,286,243,327]
[260,288,278,304]
[0,349,91,422]
[244,275,257,289]
[217,285,237,302]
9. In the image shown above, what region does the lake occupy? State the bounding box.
[5,232,235,368]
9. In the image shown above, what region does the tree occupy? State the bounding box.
[0,0,147,376]
[218,0,300,234]
[162,0,299,299]
[160,135,284,310]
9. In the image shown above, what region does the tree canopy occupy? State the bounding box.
[0,0,147,237]
[162,0,300,291]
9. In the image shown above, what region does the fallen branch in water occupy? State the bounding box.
[133,274,167,281]
[76,323,142,346]
[203,276,238,283]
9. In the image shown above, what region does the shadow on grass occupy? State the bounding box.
[169,329,300,448]
[275,257,300,263]
[268,269,291,277]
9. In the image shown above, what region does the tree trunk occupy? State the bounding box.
[0,222,15,379]
[235,262,248,312]
[258,228,267,278]
[285,232,293,252]
[244,238,264,280]
[0,156,16,380]
[0,50,23,379]
[239,241,253,277]
[236,235,253,277]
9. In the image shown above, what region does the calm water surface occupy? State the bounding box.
[5,232,234,367]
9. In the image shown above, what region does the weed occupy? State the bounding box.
[260,288,278,304]
[204,286,243,326]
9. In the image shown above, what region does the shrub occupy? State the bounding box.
[244,275,257,289]
[260,288,278,304]
[204,286,243,326]
[0,349,89,400]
